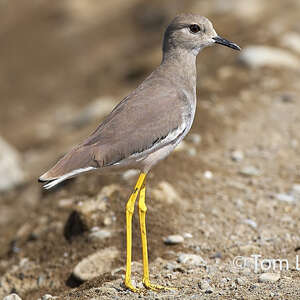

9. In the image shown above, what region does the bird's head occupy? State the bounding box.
[163,14,240,55]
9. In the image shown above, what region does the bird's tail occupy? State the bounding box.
[39,146,97,189]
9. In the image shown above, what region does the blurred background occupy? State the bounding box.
[1,1,300,299]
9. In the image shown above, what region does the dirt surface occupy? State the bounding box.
[1,1,300,299]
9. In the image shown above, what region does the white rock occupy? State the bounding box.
[89,229,112,241]
[0,137,25,192]
[240,166,260,176]
[203,170,213,179]
[187,133,202,145]
[151,181,179,204]
[275,193,294,203]
[239,46,300,69]
[3,294,22,300]
[183,233,193,239]
[42,295,57,300]
[243,219,257,229]
[164,235,184,245]
[291,184,300,194]
[259,272,280,283]
[178,253,206,266]
[73,247,119,281]
[281,32,300,54]
[199,280,213,293]
[231,150,244,162]
[122,169,139,181]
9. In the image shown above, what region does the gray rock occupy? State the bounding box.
[239,166,260,176]
[164,235,184,245]
[199,280,213,293]
[275,193,294,203]
[42,295,57,300]
[236,277,246,286]
[258,273,280,283]
[239,46,300,69]
[0,137,25,192]
[178,253,206,266]
[3,294,22,300]
[231,150,244,162]
[292,184,300,194]
[73,247,119,281]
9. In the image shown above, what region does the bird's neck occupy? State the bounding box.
[160,49,197,92]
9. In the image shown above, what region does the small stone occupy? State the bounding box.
[239,46,300,69]
[42,295,56,300]
[243,219,257,229]
[3,294,22,300]
[199,280,213,293]
[239,166,260,176]
[122,169,139,181]
[187,133,202,145]
[178,253,206,266]
[203,170,213,179]
[281,32,300,54]
[151,181,179,204]
[73,247,119,281]
[292,184,300,194]
[236,277,245,286]
[231,150,244,162]
[164,235,184,245]
[183,233,193,239]
[0,137,26,192]
[89,229,112,241]
[258,273,280,283]
[275,193,294,203]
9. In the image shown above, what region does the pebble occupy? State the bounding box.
[236,277,246,286]
[3,295,22,300]
[239,46,300,69]
[42,295,57,300]
[73,247,119,281]
[183,232,193,239]
[203,170,213,179]
[243,219,257,229]
[89,229,112,241]
[151,181,179,204]
[291,184,300,194]
[0,137,26,192]
[275,193,295,203]
[187,133,202,145]
[178,253,206,266]
[258,272,280,283]
[231,150,244,162]
[199,280,213,293]
[122,169,139,181]
[164,235,184,245]
[281,32,300,54]
[239,166,260,176]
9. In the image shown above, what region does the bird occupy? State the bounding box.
[39,13,240,292]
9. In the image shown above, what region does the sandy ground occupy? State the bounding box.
[1,1,300,299]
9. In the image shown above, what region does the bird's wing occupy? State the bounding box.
[39,76,188,182]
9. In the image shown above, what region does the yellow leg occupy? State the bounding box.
[124,172,146,292]
[138,179,172,291]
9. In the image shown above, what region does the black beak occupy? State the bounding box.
[212,36,241,51]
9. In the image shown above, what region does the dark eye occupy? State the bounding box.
[189,24,201,34]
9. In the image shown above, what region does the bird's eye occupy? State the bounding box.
[189,24,201,34]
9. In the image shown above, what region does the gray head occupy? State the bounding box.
[163,13,240,56]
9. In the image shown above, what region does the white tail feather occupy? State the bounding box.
[43,167,96,189]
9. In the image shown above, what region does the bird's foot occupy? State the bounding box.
[143,279,174,292]
[124,280,141,293]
